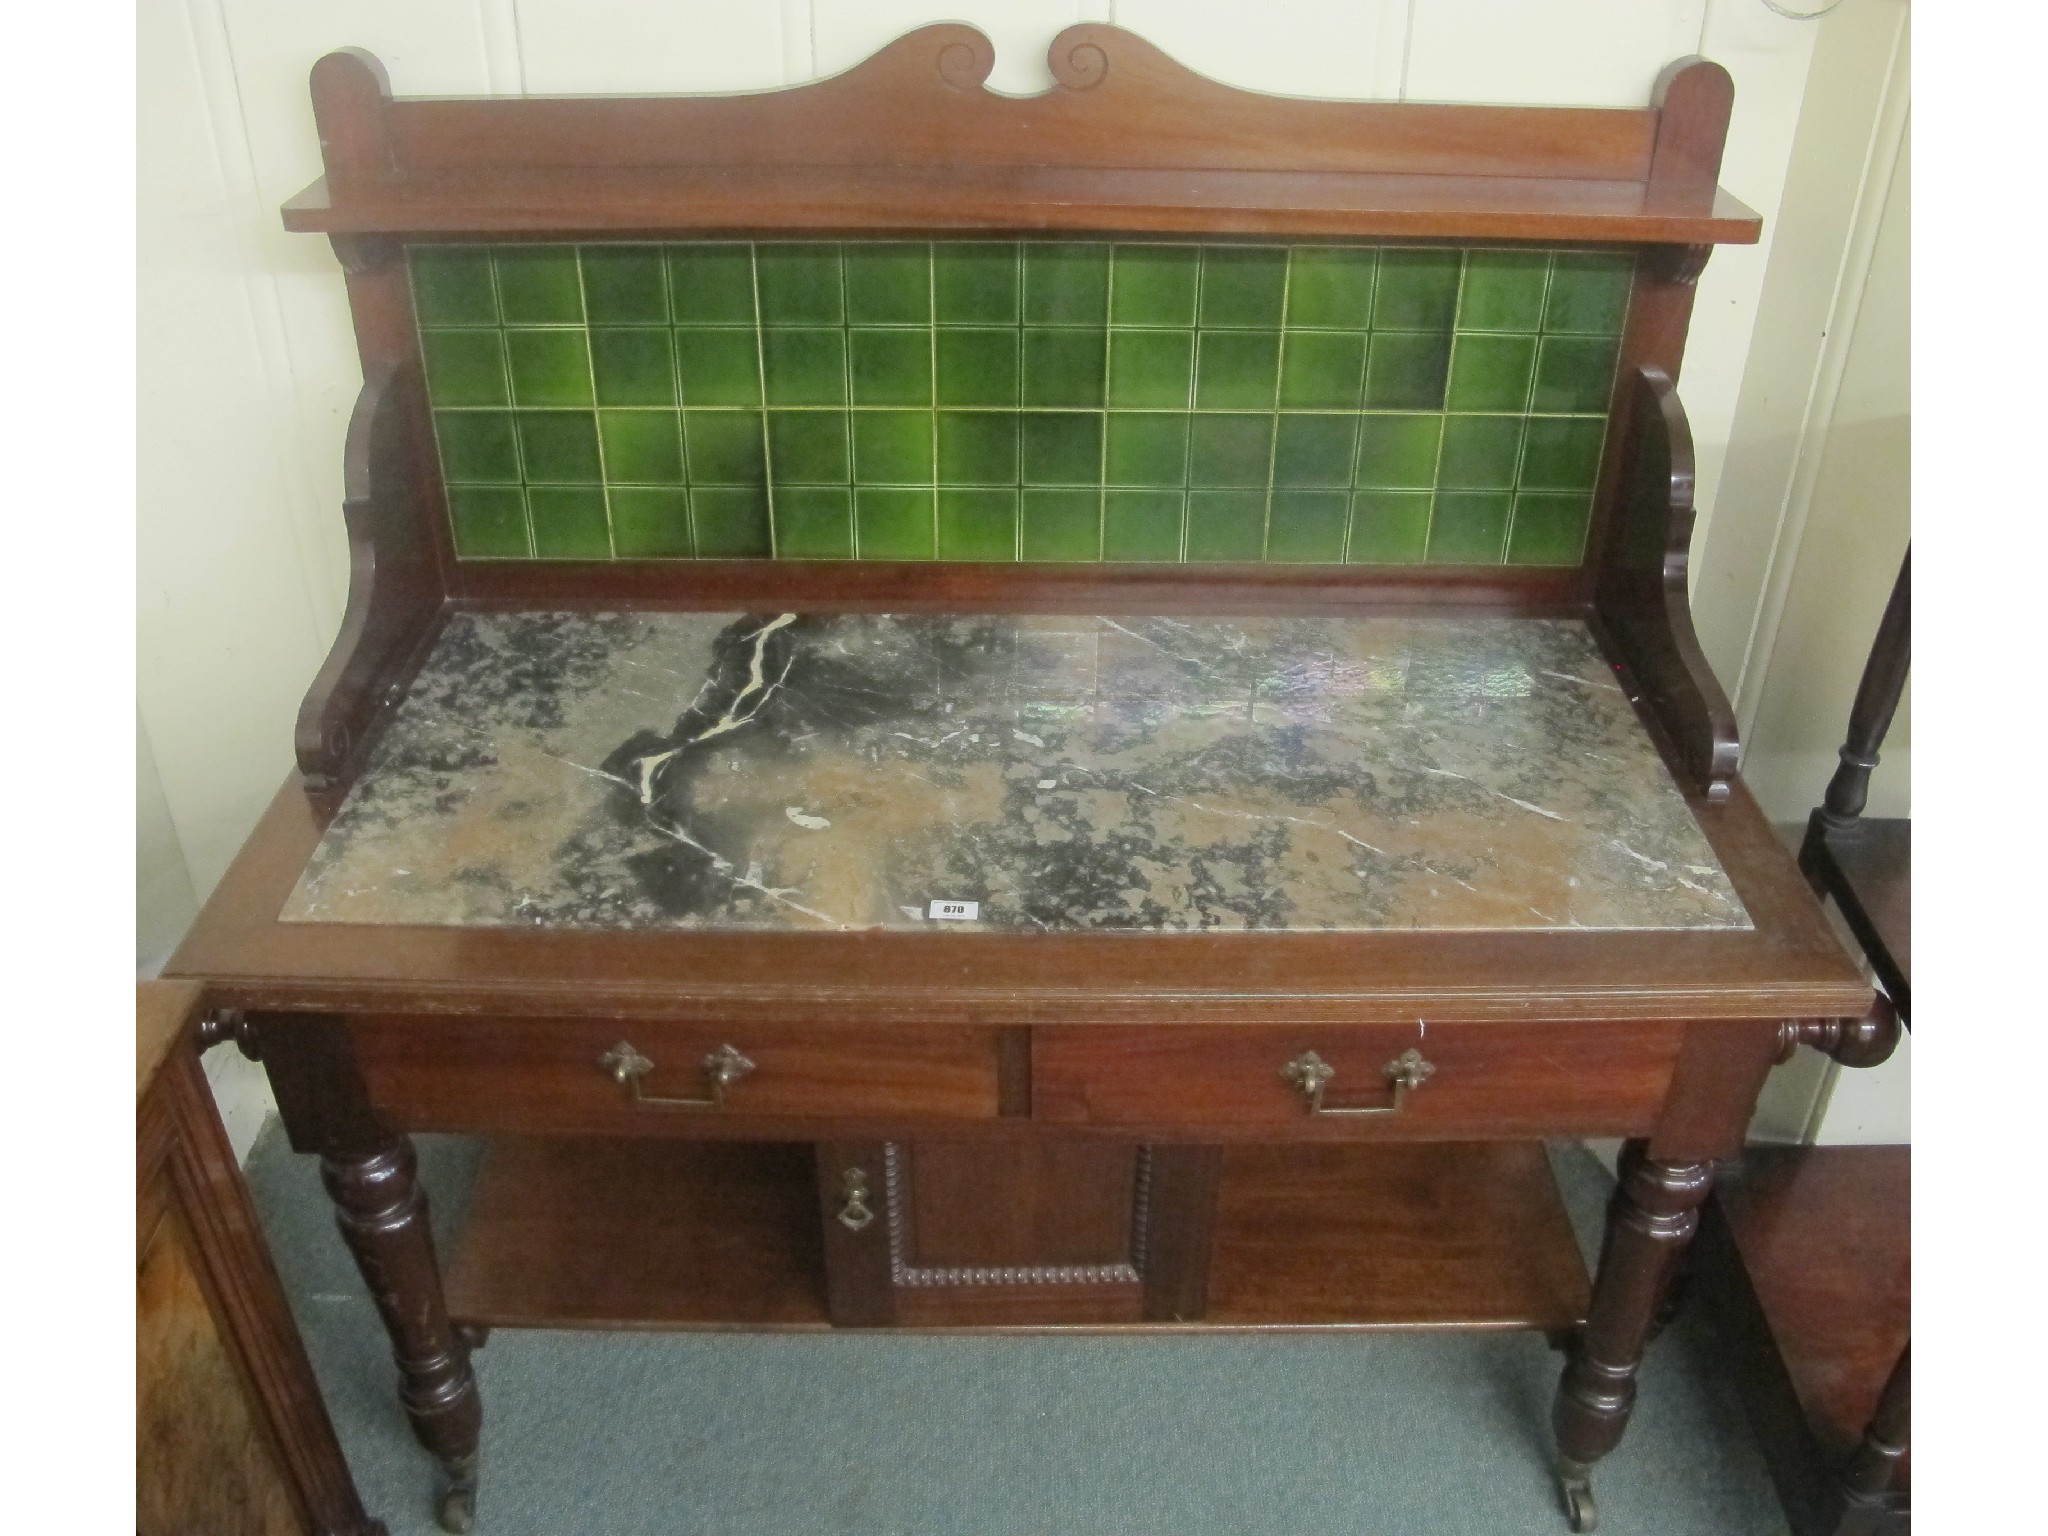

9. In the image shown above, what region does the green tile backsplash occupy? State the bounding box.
[410,241,1630,565]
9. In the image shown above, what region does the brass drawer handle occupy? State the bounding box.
[836,1167,875,1232]
[599,1041,755,1110]
[1281,1047,1436,1117]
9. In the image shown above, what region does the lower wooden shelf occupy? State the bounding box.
[444,1137,1590,1334]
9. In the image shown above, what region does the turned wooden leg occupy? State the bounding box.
[323,1139,483,1534]
[1839,1343,1910,1509]
[1552,1140,1715,1532]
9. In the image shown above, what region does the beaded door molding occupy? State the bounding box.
[411,240,1630,566]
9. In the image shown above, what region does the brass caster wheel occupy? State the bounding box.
[435,1457,479,1534]
[1559,1474,1597,1533]
[436,1483,476,1535]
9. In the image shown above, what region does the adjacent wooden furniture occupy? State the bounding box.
[1703,548,1911,1536]
[137,980,384,1536]
[168,29,1879,1534]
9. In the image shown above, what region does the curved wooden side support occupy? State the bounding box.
[1776,991,1902,1070]
[1593,365,1740,801]
[295,360,444,797]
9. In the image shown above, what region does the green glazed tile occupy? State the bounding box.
[845,243,931,325]
[1273,415,1356,488]
[517,412,603,483]
[494,246,584,324]
[1458,251,1549,333]
[1427,491,1512,563]
[447,485,528,557]
[1545,252,1632,335]
[683,411,766,485]
[1286,248,1375,329]
[1024,244,1110,325]
[852,411,934,484]
[1353,414,1443,489]
[599,411,684,483]
[675,329,762,408]
[1363,332,1450,410]
[590,329,677,408]
[1266,490,1350,563]
[1102,489,1185,562]
[1110,246,1199,327]
[942,489,1024,561]
[1446,334,1537,413]
[1520,416,1607,491]
[1106,414,1189,487]
[1024,329,1107,408]
[934,243,1020,324]
[506,330,594,407]
[1533,336,1620,414]
[1347,491,1432,563]
[1020,489,1101,561]
[691,486,773,557]
[528,486,611,558]
[411,247,497,326]
[1107,331,1194,410]
[435,411,520,483]
[761,329,848,407]
[938,488,1020,561]
[1438,415,1524,490]
[856,487,936,559]
[1373,249,1460,331]
[1507,492,1593,565]
[1185,490,1266,562]
[1187,413,1272,488]
[423,330,508,407]
[610,486,693,557]
[756,244,844,324]
[582,247,669,324]
[935,329,1020,407]
[850,329,932,407]
[1278,331,1366,410]
[937,412,1019,485]
[1022,413,1102,486]
[774,486,853,559]
[1194,331,1281,410]
[668,245,756,325]
[1198,248,1287,329]
[767,411,850,484]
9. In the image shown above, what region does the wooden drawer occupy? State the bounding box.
[350,1015,1003,1134]
[1032,1021,1685,1138]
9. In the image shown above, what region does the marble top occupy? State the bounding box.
[283,611,1749,934]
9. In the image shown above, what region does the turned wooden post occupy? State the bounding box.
[1839,1343,1910,1506]
[1553,1140,1716,1530]
[322,1139,483,1534]
[1804,547,1909,851]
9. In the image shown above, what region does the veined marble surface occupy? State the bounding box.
[282,611,1749,933]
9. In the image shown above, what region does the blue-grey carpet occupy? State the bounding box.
[242,1132,1788,1536]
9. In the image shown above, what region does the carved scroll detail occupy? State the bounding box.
[294,362,443,796]
[1594,366,1740,801]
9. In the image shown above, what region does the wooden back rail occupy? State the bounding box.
[291,25,1753,805]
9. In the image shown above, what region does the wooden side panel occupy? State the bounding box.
[138,1205,305,1536]
[1033,1021,1685,1137]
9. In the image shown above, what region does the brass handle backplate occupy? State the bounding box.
[1281,1046,1436,1117]
[599,1041,755,1110]
[836,1167,875,1232]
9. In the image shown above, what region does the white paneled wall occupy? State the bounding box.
[139,1,1903,1148]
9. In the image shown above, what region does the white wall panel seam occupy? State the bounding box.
[481,0,527,93]
[1728,18,1908,729]
[188,0,346,649]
